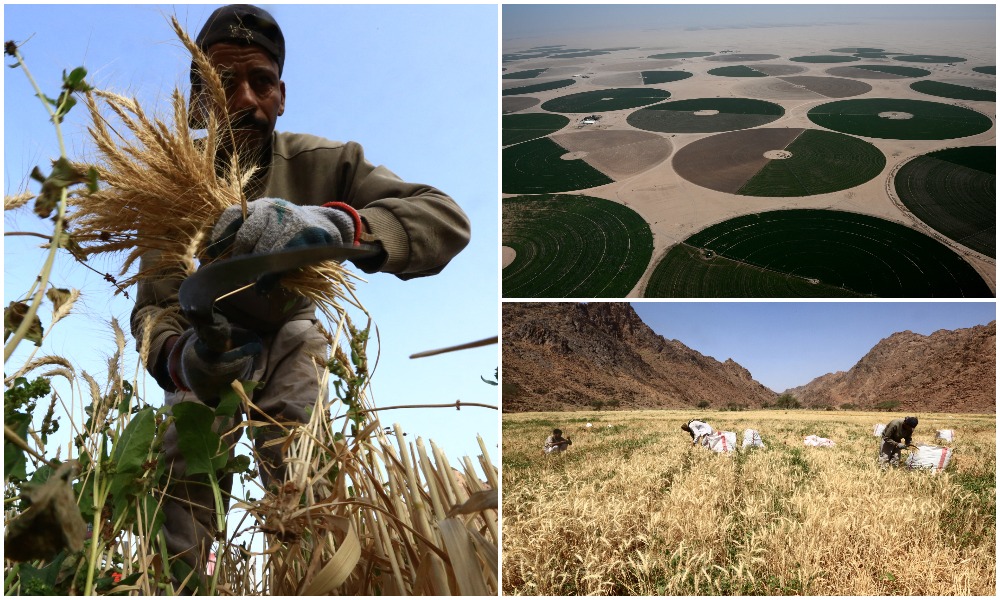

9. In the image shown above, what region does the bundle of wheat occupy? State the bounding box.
[68,17,357,320]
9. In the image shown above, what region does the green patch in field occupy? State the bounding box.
[894,146,996,257]
[502,137,613,194]
[503,68,548,80]
[640,70,693,84]
[910,80,996,102]
[549,50,611,59]
[541,87,671,113]
[503,79,576,96]
[791,55,860,63]
[854,65,931,77]
[939,469,996,550]
[708,65,768,77]
[626,97,784,133]
[503,194,654,297]
[894,54,967,63]
[649,51,714,59]
[971,66,995,75]
[854,52,891,59]
[831,47,885,53]
[737,129,885,196]
[642,209,992,298]
[807,98,992,140]
[502,113,571,146]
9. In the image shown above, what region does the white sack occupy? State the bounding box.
[703,431,737,453]
[935,429,954,442]
[804,435,835,447]
[742,429,765,449]
[905,443,954,471]
[873,423,886,437]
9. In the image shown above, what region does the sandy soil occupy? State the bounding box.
[502,20,997,296]
[502,246,516,268]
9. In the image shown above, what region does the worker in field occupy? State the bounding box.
[130,4,470,591]
[879,415,918,468]
[544,429,573,454]
[681,419,713,446]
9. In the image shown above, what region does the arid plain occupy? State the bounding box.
[502,20,996,297]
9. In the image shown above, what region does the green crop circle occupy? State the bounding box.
[790,55,860,63]
[894,55,967,63]
[627,97,784,133]
[895,146,996,257]
[503,79,576,96]
[541,88,671,113]
[910,81,996,102]
[503,194,654,298]
[503,138,613,194]
[643,209,992,297]
[808,98,992,140]
[503,113,571,146]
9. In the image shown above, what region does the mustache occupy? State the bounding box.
[229,112,268,133]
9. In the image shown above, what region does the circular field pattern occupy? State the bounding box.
[673,128,885,196]
[503,113,571,146]
[894,54,967,63]
[790,55,860,63]
[831,47,885,53]
[627,97,784,133]
[826,65,931,79]
[503,79,576,96]
[972,66,996,75]
[641,70,693,84]
[708,65,768,78]
[910,80,996,102]
[648,51,714,59]
[642,209,993,298]
[736,76,872,99]
[503,97,541,114]
[705,53,780,62]
[894,146,996,257]
[541,88,671,113]
[503,68,548,80]
[808,98,993,140]
[503,194,654,297]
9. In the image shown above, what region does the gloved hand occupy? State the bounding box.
[897,441,908,449]
[166,325,262,405]
[208,198,362,258]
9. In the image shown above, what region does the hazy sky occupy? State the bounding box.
[630,302,997,392]
[504,4,996,40]
[4,5,498,467]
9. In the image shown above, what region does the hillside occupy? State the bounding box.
[785,321,996,413]
[501,302,776,412]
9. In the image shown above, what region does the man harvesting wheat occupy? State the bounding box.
[128,4,470,590]
[681,419,713,446]
[544,429,573,454]
[879,416,919,468]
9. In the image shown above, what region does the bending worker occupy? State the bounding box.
[129,5,470,590]
[880,415,918,468]
[544,429,573,454]
[681,419,713,446]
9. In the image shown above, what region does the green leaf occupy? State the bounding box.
[4,300,44,345]
[215,380,257,419]
[223,454,251,475]
[63,67,91,92]
[171,402,227,477]
[111,407,155,476]
[4,412,31,481]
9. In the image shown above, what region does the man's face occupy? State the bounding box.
[204,42,285,159]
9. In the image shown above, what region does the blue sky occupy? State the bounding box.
[631,301,997,392]
[4,5,499,469]
[503,4,996,39]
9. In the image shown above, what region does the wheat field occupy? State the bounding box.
[501,409,995,595]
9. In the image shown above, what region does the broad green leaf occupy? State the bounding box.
[111,407,155,475]
[4,412,31,481]
[171,402,227,476]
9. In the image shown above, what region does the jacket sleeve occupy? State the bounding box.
[269,138,471,280]
[129,250,189,391]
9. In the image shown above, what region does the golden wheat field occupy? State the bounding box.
[501,409,995,596]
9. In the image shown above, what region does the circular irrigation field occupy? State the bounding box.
[503,79,576,96]
[648,51,714,59]
[504,130,671,194]
[673,128,885,196]
[894,54,967,63]
[826,65,931,79]
[707,64,806,78]
[736,76,872,100]
[894,146,996,257]
[626,97,784,134]
[807,98,994,140]
[502,194,654,297]
[705,53,780,62]
[642,209,993,297]
[910,80,996,102]
[503,113,571,146]
[790,55,860,63]
[503,97,541,114]
[541,88,671,113]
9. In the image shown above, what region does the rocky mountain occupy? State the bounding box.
[501,303,777,412]
[785,321,996,414]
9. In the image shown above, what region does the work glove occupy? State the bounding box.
[208,198,362,258]
[897,441,908,449]
[166,323,262,405]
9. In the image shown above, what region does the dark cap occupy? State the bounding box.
[195,4,285,75]
[903,416,918,427]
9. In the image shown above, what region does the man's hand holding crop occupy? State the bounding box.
[208,198,362,257]
[167,321,262,405]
